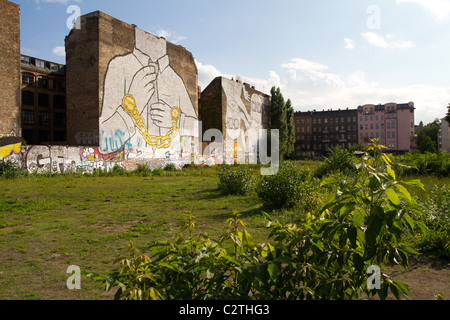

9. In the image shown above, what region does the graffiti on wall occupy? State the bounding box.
[99,27,198,162]
[222,79,269,164]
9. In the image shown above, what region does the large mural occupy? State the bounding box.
[222,79,269,164]
[99,28,199,163]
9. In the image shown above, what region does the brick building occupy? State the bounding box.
[20,55,66,145]
[200,77,271,164]
[65,11,199,163]
[294,108,358,156]
[0,0,21,138]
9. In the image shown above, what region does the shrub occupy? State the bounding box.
[135,164,152,177]
[412,184,450,259]
[0,160,29,179]
[256,161,321,212]
[217,165,253,195]
[314,147,357,179]
[163,163,177,171]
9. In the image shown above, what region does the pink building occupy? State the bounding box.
[358,102,415,152]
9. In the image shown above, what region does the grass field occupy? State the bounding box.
[0,160,448,300]
[0,168,276,300]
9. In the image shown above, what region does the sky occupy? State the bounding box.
[12,0,450,125]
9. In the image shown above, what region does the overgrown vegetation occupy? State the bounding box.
[1,142,449,300]
[85,142,437,300]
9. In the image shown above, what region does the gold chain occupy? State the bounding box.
[122,94,180,149]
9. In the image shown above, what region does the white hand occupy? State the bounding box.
[150,101,173,129]
[128,66,157,109]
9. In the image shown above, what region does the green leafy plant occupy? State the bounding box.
[217,165,253,195]
[255,161,321,212]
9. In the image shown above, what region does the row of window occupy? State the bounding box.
[21,56,63,72]
[297,125,358,133]
[360,132,396,139]
[22,91,66,108]
[22,72,65,90]
[360,122,396,130]
[22,129,66,144]
[297,134,358,141]
[296,116,358,125]
[22,110,66,127]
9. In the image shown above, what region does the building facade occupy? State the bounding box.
[200,77,271,164]
[65,11,199,166]
[20,55,67,145]
[0,0,21,138]
[357,102,415,152]
[294,108,358,156]
[438,118,450,153]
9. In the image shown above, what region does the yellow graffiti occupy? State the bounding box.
[0,142,21,158]
[122,94,180,149]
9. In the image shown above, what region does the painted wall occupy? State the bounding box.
[65,11,199,166]
[1,144,194,174]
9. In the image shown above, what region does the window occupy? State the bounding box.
[50,63,60,72]
[392,132,396,138]
[381,124,384,129]
[22,91,34,105]
[38,130,50,143]
[53,95,66,109]
[324,118,328,124]
[53,113,66,127]
[53,78,65,90]
[365,124,368,130]
[36,60,45,68]
[21,56,31,64]
[376,123,379,129]
[22,129,34,145]
[39,112,50,126]
[38,93,49,107]
[22,72,34,85]
[54,131,66,142]
[353,117,356,122]
[387,132,391,138]
[370,124,373,129]
[392,122,396,129]
[22,110,34,125]
[387,123,391,129]
[38,76,49,88]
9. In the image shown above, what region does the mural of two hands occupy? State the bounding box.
[128,64,174,130]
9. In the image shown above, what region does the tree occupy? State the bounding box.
[416,130,437,153]
[270,87,288,158]
[445,103,450,125]
[285,99,296,158]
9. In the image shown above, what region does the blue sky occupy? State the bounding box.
[12,0,450,124]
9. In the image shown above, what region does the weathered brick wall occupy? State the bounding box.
[66,11,200,164]
[0,0,20,137]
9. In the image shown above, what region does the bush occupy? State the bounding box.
[256,161,321,212]
[314,147,357,179]
[412,184,450,259]
[395,152,450,177]
[0,160,28,179]
[163,163,177,171]
[217,165,253,195]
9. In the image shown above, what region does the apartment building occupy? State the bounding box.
[357,102,415,152]
[294,108,359,156]
[20,55,67,145]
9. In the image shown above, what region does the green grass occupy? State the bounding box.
[0,171,270,300]
[0,160,447,300]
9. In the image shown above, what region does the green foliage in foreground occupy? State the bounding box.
[86,143,428,300]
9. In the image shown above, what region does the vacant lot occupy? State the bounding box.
[0,165,448,300]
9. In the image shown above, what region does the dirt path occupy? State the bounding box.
[387,256,450,300]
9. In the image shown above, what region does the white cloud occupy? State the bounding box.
[278,58,449,124]
[344,38,355,50]
[155,29,186,44]
[195,60,280,94]
[361,32,414,49]
[396,0,450,21]
[196,57,450,124]
[52,46,66,57]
